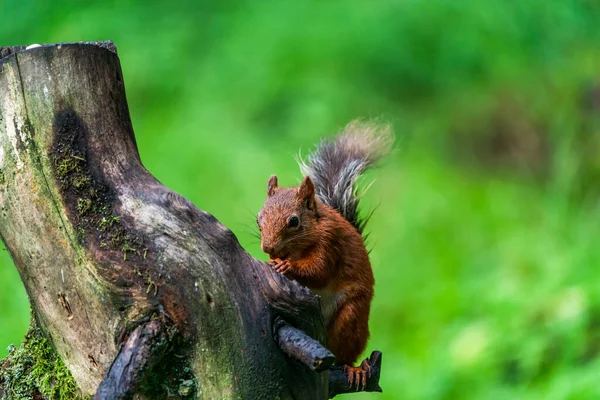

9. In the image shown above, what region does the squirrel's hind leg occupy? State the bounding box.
[327,295,371,388]
[327,295,371,364]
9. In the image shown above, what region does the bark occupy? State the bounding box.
[0,42,382,399]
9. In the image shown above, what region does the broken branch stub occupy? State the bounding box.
[274,318,335,372]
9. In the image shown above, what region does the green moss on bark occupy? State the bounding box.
[0,323,83,400]
[138,347,198,399]
[51,108,148,264]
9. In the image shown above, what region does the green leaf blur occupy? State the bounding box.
[2,1,600,399]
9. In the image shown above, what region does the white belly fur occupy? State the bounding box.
[312,287,346,326]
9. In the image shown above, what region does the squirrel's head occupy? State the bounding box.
[257,174,319,259]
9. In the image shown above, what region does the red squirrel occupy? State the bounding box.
[257,121,392,388]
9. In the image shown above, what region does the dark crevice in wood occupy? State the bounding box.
[93,319,169,400]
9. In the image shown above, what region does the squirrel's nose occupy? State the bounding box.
[262,244,273,254]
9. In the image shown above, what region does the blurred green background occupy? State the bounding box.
[3,0,600,398]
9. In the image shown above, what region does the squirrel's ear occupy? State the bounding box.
[298,176,316,209]
[267,175,278,197]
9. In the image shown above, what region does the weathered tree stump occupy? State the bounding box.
[0,42,382,399]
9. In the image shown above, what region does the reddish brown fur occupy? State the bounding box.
[258,176,374,367]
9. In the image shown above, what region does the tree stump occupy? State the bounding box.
[0,42,382,399]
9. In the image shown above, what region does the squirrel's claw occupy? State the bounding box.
[269,259,292,274]
[343,363,370,391]
[273,260,292,274]
[360,358,372,378]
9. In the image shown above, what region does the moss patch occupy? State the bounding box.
[0,324,82,400]
[138,341,198,399]
[50,108,147,264]
[0,169,5,185]
[76,198,92,216]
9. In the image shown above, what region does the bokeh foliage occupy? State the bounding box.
[2,0,600,398]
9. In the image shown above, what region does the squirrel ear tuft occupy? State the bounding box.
[267,175,278,197]
[298,176,316,209]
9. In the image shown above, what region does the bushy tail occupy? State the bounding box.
[298,120,393,235]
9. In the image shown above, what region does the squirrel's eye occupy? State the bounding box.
[288,216,299,228]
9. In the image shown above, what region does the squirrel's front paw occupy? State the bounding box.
[270,259,293,274]
[269,258,281,265]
